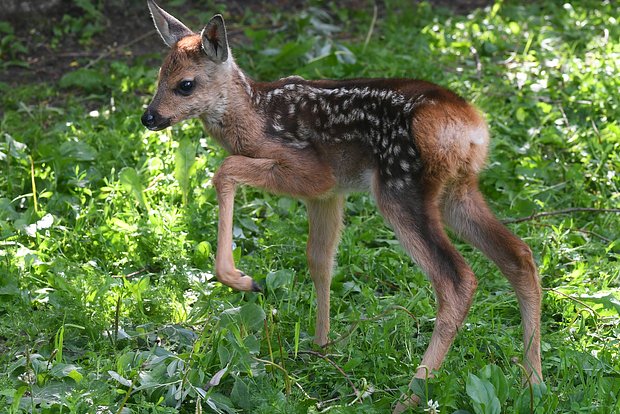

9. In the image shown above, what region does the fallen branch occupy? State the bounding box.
[85,30,157,69]
[543,287,599,319]
[297,350,360,399]
[253,357,292,395]
[362,4,378,52]
[502,207,620,224]
[325,305,419,348]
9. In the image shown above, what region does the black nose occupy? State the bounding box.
[141,108,171,131]
[141,110,156,128]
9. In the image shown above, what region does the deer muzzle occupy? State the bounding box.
[141,108,171,131]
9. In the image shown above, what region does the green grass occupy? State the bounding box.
[1,0,619,413]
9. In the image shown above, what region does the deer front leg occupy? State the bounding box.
[212,153,336,292]
[213,169,259,291]
[306,195,345,346]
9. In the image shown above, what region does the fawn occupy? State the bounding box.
[142,1,543,411]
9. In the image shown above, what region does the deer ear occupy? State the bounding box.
[147,0,193,47]
[201,15,229,63]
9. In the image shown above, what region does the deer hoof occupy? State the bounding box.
[250,279,263,292]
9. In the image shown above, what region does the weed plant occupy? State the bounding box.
[0,0,619,413]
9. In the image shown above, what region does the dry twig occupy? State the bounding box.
[297,350,360,399]
[502,207,620,224]
[85,30,157,69]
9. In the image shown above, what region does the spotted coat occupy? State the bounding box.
[250,78,432,190]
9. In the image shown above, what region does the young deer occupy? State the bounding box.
[142,1,542,411]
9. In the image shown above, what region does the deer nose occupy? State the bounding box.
[141,110,156,128]
[141,108,171,131]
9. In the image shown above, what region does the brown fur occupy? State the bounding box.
[143,2,543,412]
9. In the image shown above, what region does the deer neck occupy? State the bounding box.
[200,62,263,155]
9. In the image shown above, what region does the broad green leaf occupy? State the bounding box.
[5,134,28,159]
[174,137,197,206]
[119,167,148,210]
[266,269,294,292]
[480,364,509,405]
[515,382,547,413]
[240,303,266,331]
[466,373,501,414]
[409,377,433,400]
[194,241,212,269]
[231,376,252,410]
[50,363,83,383]
[108,370,132,387]
[205,394,236,414]
[167,360,179,378]
[67,369,84,383]
[239,217,259,233]
[0,197,19,220]
[11,386,27,412]
[110,217,138,232]
[219,306,241,328]
[59,141,97,161]
[59,68,108,92]
[579,292,620,315]
[243,334,260,354]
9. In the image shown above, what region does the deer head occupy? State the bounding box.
[142,0,233,131]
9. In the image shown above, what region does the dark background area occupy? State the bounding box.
[1,0,492,85]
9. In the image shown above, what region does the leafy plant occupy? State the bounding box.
[0,22,28,69]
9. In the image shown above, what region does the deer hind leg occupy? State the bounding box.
[306,195,345,346]
[441,176,542,383]
[373,179,478,413]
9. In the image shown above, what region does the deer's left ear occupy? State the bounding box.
[201,15,229,63]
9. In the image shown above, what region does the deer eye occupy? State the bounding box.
[177,80,195,95]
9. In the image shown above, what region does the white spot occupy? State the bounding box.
[298,121,312,139]
[470,125,488,145]
[288,140,311,149]
[366,114,380,126]
[400,160,410,171]
[323,103,332,116]
[351,108,365,120]
[331,113,348,125]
